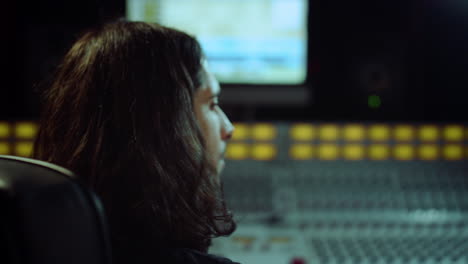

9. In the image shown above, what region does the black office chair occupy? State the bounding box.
[0,155,111,264]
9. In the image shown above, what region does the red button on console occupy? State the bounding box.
[290,257,306,264]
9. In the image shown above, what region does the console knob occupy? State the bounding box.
[290,257,306,264]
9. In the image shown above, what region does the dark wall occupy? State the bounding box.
[2,1,17,120]
[311,0,468,122]
[4,0,124,120]
[5,0,468,122]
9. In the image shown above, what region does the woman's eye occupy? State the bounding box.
[210,102,219,110]
[210,99,219,110]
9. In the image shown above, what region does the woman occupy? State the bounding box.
[33,20,239,264]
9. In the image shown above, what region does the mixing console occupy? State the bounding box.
[212,161,468,263]
[210,122,468,264]
[1,121,467,263]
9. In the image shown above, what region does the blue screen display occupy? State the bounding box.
[127,0,308,85]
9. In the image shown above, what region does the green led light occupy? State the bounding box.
[368,95,381,109]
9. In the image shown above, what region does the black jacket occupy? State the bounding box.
[112,245,241,264]
[161,248,241,264]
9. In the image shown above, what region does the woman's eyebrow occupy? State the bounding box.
[208,91,220,99]
[209,94,219,99]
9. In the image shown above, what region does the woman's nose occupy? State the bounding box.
[221,112,234,140]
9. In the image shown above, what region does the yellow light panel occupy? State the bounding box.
[443,144,463,160]
[251,144,277,161]
[318,144,339,160]
[225,143,249,160]
[289,144,314,160]
[393,144,415,161]
[290,124,315,141]
[232,236,256,245]
[368,144,390,160]
[394,125,414,141]
[418,144,439,161]
[343,124,365,141]
[0,142,10,155]
[0,122,10,138]
[343,144,365,160]
[369,125,390,141]
[418,125,439,141]
[251,124,276,141]
[443,125,464,141]
[318,124,339,141]
[232,123,249,140]
[15,141,34,157]
[15,122,38,139]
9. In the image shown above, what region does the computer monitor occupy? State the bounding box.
[126,0,311,106]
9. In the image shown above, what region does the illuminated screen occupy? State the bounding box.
[126,0,308,85]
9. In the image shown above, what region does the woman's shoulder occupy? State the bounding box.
[163,248,241,264]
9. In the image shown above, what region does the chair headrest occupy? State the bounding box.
[0,155,111,264]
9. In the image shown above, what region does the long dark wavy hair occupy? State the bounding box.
[33,20,236,259]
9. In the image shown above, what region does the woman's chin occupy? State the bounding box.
[217,159,225,174]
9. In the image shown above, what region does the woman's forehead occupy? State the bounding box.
[199,66,220,97]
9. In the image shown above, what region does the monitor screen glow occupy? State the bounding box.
[126,0,308,85]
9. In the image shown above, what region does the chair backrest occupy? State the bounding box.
[0,155,111,264]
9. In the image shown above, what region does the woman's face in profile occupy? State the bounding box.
[194,65,234,175]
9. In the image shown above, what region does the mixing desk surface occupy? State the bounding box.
[209,121,468,264]
[212,160,468,264]
[1,121,467,263]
